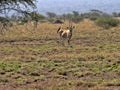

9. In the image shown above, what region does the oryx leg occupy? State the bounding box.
[59,33,65,46]
[61,38,65,46]
[68,39,72,47]
[68,39,70,45]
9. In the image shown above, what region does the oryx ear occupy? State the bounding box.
[73,26,75,28]
[67,27,69,29]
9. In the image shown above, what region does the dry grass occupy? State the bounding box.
[0,19,99,40]
[77,19,100,30]
[0,19,120,90]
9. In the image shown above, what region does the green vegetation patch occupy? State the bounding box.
[96,17,120,29]
[0,61,21,73]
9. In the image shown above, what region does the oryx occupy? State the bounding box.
[57,20,75,47]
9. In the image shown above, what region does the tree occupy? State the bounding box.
[0,16,12,34]
[73,11,79,17]
[72,11,83,23]
[65,13,73,20]
[0,0,36,15]
[46,12,57,18]
[0,0,37,34]
[112,12,118,17]
[61,14,66,22]
[29,12,46,29]
[30,12,45,21]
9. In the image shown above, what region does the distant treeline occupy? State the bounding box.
[7,10,120,27]
[0,10,120,34]
[5,10,120,22]
[0,0,120,35]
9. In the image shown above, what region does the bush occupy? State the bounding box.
[48,18,55,23]
[96,17,120,29]
[72,16,83,23]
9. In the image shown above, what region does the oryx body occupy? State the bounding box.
[57,26,75,46]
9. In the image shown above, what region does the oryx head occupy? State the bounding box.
[68,18,75,31]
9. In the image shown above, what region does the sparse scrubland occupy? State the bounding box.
[0,19,120,90]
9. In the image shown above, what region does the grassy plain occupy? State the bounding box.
[0,19,120,90]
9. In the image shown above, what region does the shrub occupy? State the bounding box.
[48,18,55,23]
[72,16,83,23]
[96,17,120,29]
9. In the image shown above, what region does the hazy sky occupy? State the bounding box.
[37,0,120,15]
